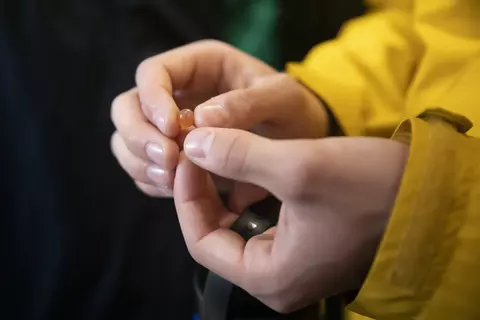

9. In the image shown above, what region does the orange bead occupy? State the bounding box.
[179,109,194,129]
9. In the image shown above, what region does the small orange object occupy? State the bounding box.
[179,109,194,129]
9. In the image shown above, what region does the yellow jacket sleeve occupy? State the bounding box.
[350,110,480,319]
[287,0,480,138]
[287,0,421,137]
[287,0,480,319]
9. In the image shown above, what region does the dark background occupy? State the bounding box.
[0,1,365,319]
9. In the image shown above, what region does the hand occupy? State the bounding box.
[173,127,409,313]
[110,40,328,197]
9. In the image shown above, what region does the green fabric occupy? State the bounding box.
[222,0,280,69]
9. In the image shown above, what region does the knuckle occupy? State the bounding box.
[124,134,143,152]
[244,263,304,315]
[110,92,130,127]
[269,73,299,98]
[135,181,170,198]
[124,158,147,182]
[274,73,297,88]
[120,133,146,162]
[195,39,231,51]
[110,132,120,155]
[111,89,140,131]
[111,135,148,182]
[187,247,203,265]
[110,93,148,159]
[263,285,297,314]
[254,284,295,314]
[280,75,304,100]
[111,132,135,165]
[282,146,319,200]
[131,162,149,182]
[235,89,254,112]
[271,73,309,116]
[220,91,253,129]
[183,242,207,267]
[217,133,249,176]
[247,268,287,309]
[135,57,155,85]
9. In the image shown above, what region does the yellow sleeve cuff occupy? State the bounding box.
[287,42,366,137]
[286,9,419,138]
[349,109,480,319]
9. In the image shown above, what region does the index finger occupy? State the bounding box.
[135,41,227,138]
[135,40,274,137]
[174,152,274,289]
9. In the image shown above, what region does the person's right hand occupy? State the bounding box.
[110,40,329,198]
[173,128,409,312]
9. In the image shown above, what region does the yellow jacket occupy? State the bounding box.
[288,0,480,319]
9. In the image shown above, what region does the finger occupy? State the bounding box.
[183,128,314,200]
[173,153,243,278]
[263,227,277,237]
[175,126,241,196]
[139,86,181,138]
[174,125,196,150]
[174,122,235,196]
[228,183,269,214]
[194,74,318,137]
[111,88,180,171]
[135,40,274,136]
[135,181,173,198]
[212,175,234,195]
[111,132,175,187]
[173,89,211,111]
[174,153,274,287]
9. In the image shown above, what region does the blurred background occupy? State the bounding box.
[0,1,364,319]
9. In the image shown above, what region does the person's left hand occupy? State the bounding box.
[110,41,328,199]
[173,127,409,313]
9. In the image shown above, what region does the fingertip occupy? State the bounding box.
[139,86,181,138]
[165,108,181,138]
[151,108,180,138]
[194,104,229,128]
[183,128,214,160]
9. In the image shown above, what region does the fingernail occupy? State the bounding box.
[184,130,214,159]
[146,166,170,186]
[153,111,167,133]
[146,143,165,166]
[159,185,173,193]
[196,105,228,125]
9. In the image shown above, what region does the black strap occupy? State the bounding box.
[200,197,280,320]
[201,271,235,320]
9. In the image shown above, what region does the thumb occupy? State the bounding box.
[183,127,305,199]
[193,74,320,138]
